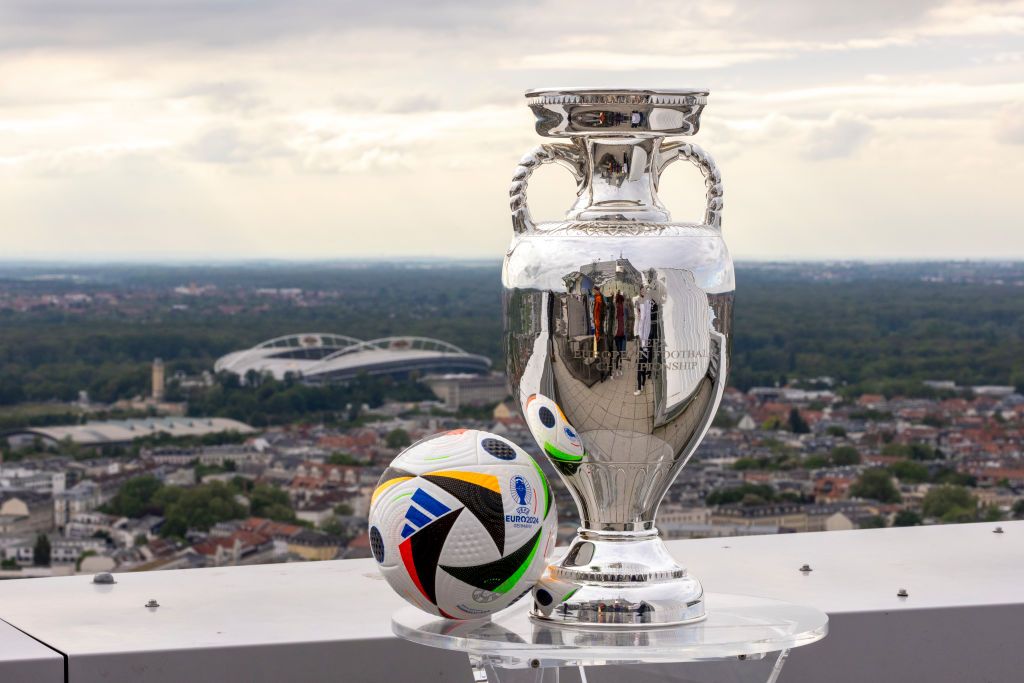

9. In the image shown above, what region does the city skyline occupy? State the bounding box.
[1,0,1023,260]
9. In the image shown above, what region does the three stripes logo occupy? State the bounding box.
[400,488,452,538]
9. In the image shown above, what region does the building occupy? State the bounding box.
[54,481,103,529]
[143,445,271,469]
[421,373,509,409]
[0,492,55,535]
[711,503,810,532]
[0,467,66,495]
[287,529,342,561]
[152,358,166,401]
[214,333,491,383]
[192,531,274,567]
[64,512,117,539]
[658,504,711,526]
[4,417,257,449]
[50,537,107,565]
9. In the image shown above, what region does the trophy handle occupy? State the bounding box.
[510,142,586,234]
[657,142,723,229]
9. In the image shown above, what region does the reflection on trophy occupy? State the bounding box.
[503,88,734,626]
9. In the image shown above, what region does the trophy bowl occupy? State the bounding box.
[502,88,734,627]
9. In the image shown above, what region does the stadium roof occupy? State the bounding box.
[4,417,256,447]
[214,334,491,383]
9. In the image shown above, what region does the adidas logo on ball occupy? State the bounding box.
[368,428,557,619]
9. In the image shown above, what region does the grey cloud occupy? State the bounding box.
[383,95,441,114]
[184,126,289,165]
[994,103,1024,144]
[725,0,942,41]
[182,124,414,174]
[0,0,535,49]
[333,93,440,114]
[174,81,268,114]
[801,113,874,160]
[297,145,412,175]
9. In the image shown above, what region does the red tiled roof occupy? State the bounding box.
[348,531,370,549]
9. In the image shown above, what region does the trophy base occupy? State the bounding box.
[531,530,705,627]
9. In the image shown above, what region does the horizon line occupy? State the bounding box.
[2,257,1024,267]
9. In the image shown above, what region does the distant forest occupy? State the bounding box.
[0,262,1022,415]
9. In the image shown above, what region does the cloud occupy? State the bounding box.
[507,50,784,71]
[801,112,874,160]
[183,126,290,165]
[382,95,441,114]
[174,81,268,114]
[994,102,1024,144]
[1,0,1023,259]
[298,145,412,174]
[0,0,529,49]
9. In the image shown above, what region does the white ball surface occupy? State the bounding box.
[368,429,557,619]
[524,394,586,465]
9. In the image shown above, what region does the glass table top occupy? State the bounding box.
[393,592,828,669]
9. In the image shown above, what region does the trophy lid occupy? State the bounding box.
[525,87,708,138]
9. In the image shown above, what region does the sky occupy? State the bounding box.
[1,0,1022,261]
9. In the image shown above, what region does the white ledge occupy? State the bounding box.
[0,521,1020,682]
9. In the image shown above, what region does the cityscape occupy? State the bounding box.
[1,261,1021,578]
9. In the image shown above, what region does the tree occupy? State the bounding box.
[157,482,247,538]
[75,550,97,572]
[849,469,902,503]
[706,483,776,506]
[732,458,762,471]
[883,442,942,461]
[888,460,929,483]
[803,454,829,469]
[892,510,922,527]
[826,425,847,437]
[33,534,51,566]
[787,408,810,434]
[922,485,976,520]
[327,452,363,466]
[104,475,164,518]
[1013,500,1024,520]
[320,516,345,538]
[385,428,411,449]
[981,506,1004,522]
[859,515,887,529]
[249,484,297,523]
[930,467,975,486]
[830,446,861,466]
[941,506,977,524]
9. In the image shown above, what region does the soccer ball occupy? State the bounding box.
[368,429,557,619]
[523,394,585,471]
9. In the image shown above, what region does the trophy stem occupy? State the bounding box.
[531,528,706,627]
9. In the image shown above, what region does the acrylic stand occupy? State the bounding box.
[393,592,828,683]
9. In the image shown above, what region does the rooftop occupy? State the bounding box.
[0,521,1019,682]
[4,417,256,446]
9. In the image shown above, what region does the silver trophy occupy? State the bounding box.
[503,88,733,626]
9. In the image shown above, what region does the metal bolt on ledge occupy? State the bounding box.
[92,572,115,585]
[993,527,1004,534]
[145,599,160,609]
[799,564,812,573]
[897,589,909,598]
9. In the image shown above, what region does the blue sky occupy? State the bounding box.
[1,0,1022,260]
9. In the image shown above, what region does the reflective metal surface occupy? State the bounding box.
[503,87,733,626]
[526,88,708,138]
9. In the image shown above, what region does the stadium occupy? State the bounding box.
[214,333,492,383]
